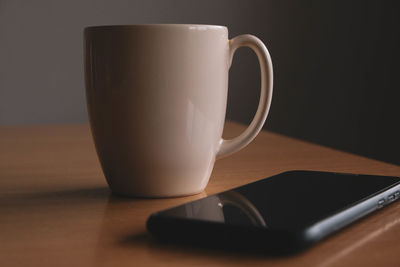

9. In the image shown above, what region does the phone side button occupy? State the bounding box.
[388,194,395,202]
[394,191,400,198]
[377,199,385,209]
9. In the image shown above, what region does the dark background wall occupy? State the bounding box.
[1,0,399,165]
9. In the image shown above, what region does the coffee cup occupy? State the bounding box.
[84,24,273,197]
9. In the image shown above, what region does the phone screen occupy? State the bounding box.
[148,171,400,253]
[156,171,399,230]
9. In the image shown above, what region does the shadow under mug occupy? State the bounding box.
[84,24,273,197]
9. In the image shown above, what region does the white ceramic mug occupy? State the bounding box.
[84,24,273,197]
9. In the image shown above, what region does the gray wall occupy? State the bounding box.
[1,0,399,165]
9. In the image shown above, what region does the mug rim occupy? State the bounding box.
[84,24,227,31]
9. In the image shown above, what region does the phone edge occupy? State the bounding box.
[303,182,400,244]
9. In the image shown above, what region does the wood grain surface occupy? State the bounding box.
[1,122,399,267]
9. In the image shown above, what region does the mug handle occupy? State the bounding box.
[217,35,273,159]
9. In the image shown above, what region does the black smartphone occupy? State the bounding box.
[147,170,400,255]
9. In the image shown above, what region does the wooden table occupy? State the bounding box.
[1,122,399,267]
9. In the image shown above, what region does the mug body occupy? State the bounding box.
[84,25,229,197]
